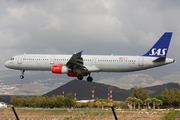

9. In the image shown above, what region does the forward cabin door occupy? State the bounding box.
[138,57,144,66]
[18,55,23,64]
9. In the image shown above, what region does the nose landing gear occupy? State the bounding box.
[20,70,25,79]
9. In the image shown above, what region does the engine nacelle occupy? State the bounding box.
[67,72,77,77]
[51,65,70,74]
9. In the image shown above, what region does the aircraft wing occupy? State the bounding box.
[66,51,88,71]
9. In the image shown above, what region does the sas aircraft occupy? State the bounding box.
[5,32,175,82]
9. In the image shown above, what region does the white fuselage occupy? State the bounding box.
[4,54,174,73]
[4,32,175,81]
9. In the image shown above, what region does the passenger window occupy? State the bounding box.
[10,58,14,60]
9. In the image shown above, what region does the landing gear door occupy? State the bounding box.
[50,56,55,64]
[18,55,22,64]
[138,57,144,66]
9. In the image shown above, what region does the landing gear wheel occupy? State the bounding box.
[77,74,83,80]
[87,76,93,82]
[20,75,24,79]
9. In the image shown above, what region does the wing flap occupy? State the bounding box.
[85,66,100,72]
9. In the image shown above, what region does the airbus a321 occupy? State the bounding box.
[5,32,175,82]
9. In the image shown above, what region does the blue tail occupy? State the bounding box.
[143,32,173,57]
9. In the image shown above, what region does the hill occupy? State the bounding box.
[144,82,180,96]
[96,72,180,89]
[44,80,180,101]
[44,79,130,101]
[1,81,180,104]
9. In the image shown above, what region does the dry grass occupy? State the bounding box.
[0,108,169,120]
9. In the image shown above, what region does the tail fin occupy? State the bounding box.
[143,32,173,57]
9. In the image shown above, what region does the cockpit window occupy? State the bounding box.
[10,58,14,60]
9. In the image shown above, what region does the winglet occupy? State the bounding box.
[78,51,83,55]
[143,32,173,57]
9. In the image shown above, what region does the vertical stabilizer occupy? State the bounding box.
[143,32,172,57]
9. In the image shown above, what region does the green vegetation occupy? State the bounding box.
[126,85,180,109]
[162,87,180,107]
[126,85,163,109]
[11,92,76,108]
[160,110,180,120]
[131,85,149,102]
[76,99,119,109]
[11,94,120,109]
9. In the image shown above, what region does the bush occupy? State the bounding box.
[160,110,180,120]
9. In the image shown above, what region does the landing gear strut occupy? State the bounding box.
[20,70,25,79]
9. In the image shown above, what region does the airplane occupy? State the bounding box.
[5,32,175,82]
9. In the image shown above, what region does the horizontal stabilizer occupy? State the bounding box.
[153,57,166,62]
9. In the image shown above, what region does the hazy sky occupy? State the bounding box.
[0,0,180,78]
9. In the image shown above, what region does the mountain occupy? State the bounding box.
[1,81,180,104]
[96,72,180,89]
[44,80,180,101]
[44,79,130,101]
[144,82,180,96]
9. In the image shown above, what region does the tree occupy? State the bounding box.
[162,87,176,106]
[168,88,176,106]
[64,92,76,108]
[87,101,94,108]
[126,97,133,109]
[25,97,31,107]
[35,96,41,107]
[151,98,157,109]
[112,101,119,107]
[56,95,64,108]
[131,85,149,102]
[11,96,19,106]
[49,95,56,108]
[156,99,162,109]
[175,88,180,106]
[101,101,106,110]
[145,98,151,109]
[136,99,143,109]
[126,97,132,104]
[131,97,137,109]
[18,97,25,107]
[95,101,101,108]
[30,96,36,107]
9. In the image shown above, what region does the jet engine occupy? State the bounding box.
[51,65,70,74]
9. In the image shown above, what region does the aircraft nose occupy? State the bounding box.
[4,61,9,68]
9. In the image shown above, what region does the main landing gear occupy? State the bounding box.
[77,73,93,82]
[77,74,83,80]
[20,70,25,79]
[87,76,93,82]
